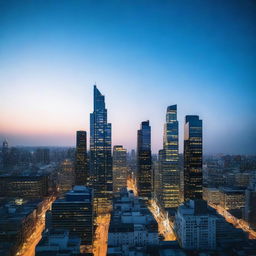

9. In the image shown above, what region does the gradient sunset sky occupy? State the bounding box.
[0,0,255,154]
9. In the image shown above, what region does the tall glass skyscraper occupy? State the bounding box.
[184,115,203,201]
[90,85,112,213]
[160,105,180,210]
[75,130,87,186]
[137,120,152,200]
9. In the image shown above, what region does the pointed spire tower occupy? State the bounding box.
[90,85,112,213]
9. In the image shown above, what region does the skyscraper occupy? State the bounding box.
[113,145,127,193]
[137,120,152,200]
[184,115,203,201]
[75,131,87,186]
[160,105,180,210]
[90,85,112,213]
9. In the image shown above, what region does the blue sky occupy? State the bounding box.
[0,0,255,154]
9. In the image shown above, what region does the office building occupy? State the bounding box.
[184,115,203,201]
[203,187,222,205]
[113,145,127,193]
[219,187,245,211]
[0,174,49,199]
[137,121,152,200]
[90,85,112,213]
[51,186,94,250]
[160,105,180,210]
[75,130,88,186]
[57,159,75,195]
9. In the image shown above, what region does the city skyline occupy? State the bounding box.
[1,0,255,154]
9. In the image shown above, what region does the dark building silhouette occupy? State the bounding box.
[35,148,50,164]
[137,120,152,200]
[159,105,180,210]
[90,85,112,213]
[2,139,9,169]
[184,115,203,201]
[75,130,87,186]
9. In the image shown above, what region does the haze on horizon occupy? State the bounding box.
[0,0,255,155]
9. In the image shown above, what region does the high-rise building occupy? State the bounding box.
[127,149,136,180]
[90,85,112,213]
[50,186,94,251]
[75,130,87,186]
[160,105,180,210]
[113,145,127,193]
[184,115,203,201]
[58,159,75,195]
[137,120,152,200]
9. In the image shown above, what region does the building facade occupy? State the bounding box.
[108,188,159,255]
[113,145,127,193]
[175,200,217,250]
[245,183,256,231]
[36,229,81,256]
[75,130,87,186]
[137,121,152,200]
[58,159,75,195]
[160,105,180,210]
[51,186,94,250]
[0,174,49,199]
[184,115,203,201]
[90,85,112,213]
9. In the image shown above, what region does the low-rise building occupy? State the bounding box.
[36,229,81,256]
[203,187,222,205]
[175,199,249,251]
[219,187,245,210]
[108,189,159,255]
[0,199,42,256]
[175,200,217,250]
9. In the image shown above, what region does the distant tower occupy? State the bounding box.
[75,131,87,185]
[160,105,180,210]
[113,145,127,193]
[2,139,9,169]
[137,120,152,200]
[184,115,203,201]
[90,85,112,213]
